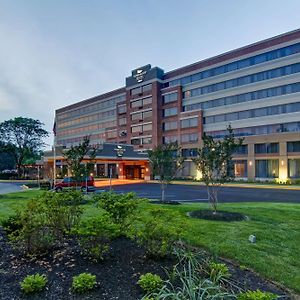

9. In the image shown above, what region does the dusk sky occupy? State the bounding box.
[0,0,300,147]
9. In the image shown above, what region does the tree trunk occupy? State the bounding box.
[17,164,22,179]
[206,185,218,213]
[161,183,166,202]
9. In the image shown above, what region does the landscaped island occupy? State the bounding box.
[0,190,298,299]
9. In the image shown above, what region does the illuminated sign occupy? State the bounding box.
[133,69,147,83]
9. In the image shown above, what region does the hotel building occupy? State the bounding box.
[53,29,300,181]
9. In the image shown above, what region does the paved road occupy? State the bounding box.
[0,182,23,194]
[105,182,300,203]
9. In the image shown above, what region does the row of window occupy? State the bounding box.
[106,130,117,139]
[184,82,300,112]
[131,96,152,108]
[181,133,198,144]
[162,92,178,104]
[57,120,116,138]
[163,117,198,131]
[165,42,300,87]
[131,84,152,96]
[207,122,300,138]
[287,141,300,152]
[183,63,300,99]
[131,123,152,133]
[57,94,125,121]
[204,102,300,124]
[58,132,107,146]
[131,110,152,121]
[255,143,279,154]
[163,107,178,117]
[57,109,116,129]
[131,137,152,145]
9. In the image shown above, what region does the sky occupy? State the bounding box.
[0,0,300,148]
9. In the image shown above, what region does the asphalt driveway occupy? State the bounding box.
[0,182,23,194]
[105,182,300,203]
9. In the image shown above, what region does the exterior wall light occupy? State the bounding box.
[249,161,253,166]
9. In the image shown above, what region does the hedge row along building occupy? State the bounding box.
[51,29,300,181]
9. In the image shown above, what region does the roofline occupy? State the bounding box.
[56,86,126,114]
[164,28,300,80]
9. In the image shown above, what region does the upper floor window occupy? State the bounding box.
[181,133,198,143]
[287,141,300,152]
[163,121,177,131]
[130,84,152,96]
[118,105,126,114]
[118,117,126,126]
[163,92,178,104]
[255,143,279,154]
[163,107,178,117]
[181,117,198,129]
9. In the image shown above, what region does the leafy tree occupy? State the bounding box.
[193,126,243,213]
[63,136,96,185]
[0,142,16,171]
[0,117,48,178]
[148,142,184,202]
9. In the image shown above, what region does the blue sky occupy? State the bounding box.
[0,0,300,146]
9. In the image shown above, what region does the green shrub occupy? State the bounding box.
[94,191,141,229]
[138,273,163,294]
[238,290,277,300]
[9,191,83,255]
[131,208,184,258]
[1,213,23,235]
[74,214,120,261]
[20,273,47,294]
[209,262,230,283]
[72,273,97,294]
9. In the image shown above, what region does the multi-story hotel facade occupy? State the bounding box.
[54,29,300,181]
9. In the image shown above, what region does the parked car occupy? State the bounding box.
[54,176,95,192]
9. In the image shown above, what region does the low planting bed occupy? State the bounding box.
[188,209,247,221]
[0,190,298,299]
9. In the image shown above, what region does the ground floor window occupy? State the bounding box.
[288,159,300,178]
[96,164,105,177]
[234,160,247,178]
[255,159,279,178]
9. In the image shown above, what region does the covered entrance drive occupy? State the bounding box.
[43,143,150,181]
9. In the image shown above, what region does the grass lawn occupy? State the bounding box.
[0,190,299,294]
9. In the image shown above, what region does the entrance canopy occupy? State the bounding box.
[43,143,150,180]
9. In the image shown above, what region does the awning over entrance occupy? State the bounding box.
[43,143,150,180]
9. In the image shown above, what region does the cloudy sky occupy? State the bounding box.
[0,0,300,147]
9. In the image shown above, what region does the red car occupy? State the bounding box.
[54,176,95,192]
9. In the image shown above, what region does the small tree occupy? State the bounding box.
[63,137,96,185]
[0,117,48,178]
[148,142,184,202]
[193,126,243,213]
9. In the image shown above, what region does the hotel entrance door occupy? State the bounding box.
[125,166,142,179]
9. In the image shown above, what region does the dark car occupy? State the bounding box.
[54,176,95,192]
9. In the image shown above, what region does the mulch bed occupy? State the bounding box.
[188,209,247,221]
[0,227,291,299]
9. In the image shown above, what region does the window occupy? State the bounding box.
[118,117,126,126]
[182,148,198,157]
[131,87,141,96]
[163,92,178,104]
[131,125,142,133]
[287,141,300,152]
[255,143,279,154]
[288,159,300,178]
[255,160,279,178]
[163,107,178,117]
[131,99,142,108]
[181,117,198,128]
[235,145,248,155]
[163,136,178,143]
[163,121,177,131]
[118,105,126,114]
[131,110,152,121]
[131,138,141,145]
[234,160,247,177]
[181,133,198,143]
[142,137,152,144]
[142,84,152,93]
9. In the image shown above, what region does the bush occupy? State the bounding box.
[72,273,97,294]
[1,213,23,235]
[9,191,83,255]
[74,214,120,261]
[20,273,47,294]
[138,273,163,294]
[131,208,184,258]
[209,262,230,283]
[94,191,141,229]
[238,290,277,300]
